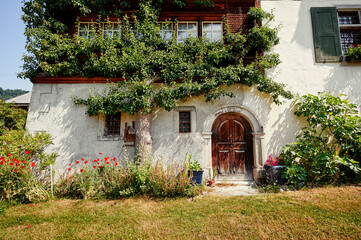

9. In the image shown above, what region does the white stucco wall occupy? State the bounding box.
[26,0,361,180]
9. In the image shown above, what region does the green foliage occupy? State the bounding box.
[0,101,27,135]
[280,92,361,187]
[345,44,361,60]
[0,102,57,203]
[55,155,200,199]
[186,153,202,171]
[20,1,292,116]
[0,88,29,101]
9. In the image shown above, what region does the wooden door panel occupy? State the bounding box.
[212,113,252,176]
[218,150,230,174]
[233,150,245,174]
[218,120,230,143]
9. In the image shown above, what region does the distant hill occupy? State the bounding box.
[0,87,29,100]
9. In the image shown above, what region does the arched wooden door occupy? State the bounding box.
[212,113,253,176]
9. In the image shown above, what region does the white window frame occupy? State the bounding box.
[103,22,122,38]
[202,21,223,42]
[177,22,198,43]
[337,7,361,52]
[78,22,98,39]
[159,22,173,41]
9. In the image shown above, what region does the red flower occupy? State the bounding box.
[99,166,103,169]
[81,158,84,161]
[115,162,118,166]
[111,157,116,161]
[80,169,84,173]
[22,160,26,164]
[30,162,35,167]
[14,169,19,173]
[21,166,25,169]
[120,197,123,200]
[104,157,109,161]
[99,152,102,155]
[7,153,11,156]
[93,166,96,169]
[32,212,35,215]
[76,161,79,164]
[25,151,30,155]
[84,161,88,164]
[106,162,109,164]
[29,204,33,206]
[68,163,71,166]
[68,168,71,171]
[26,225,30,228]
[10,163,14,166]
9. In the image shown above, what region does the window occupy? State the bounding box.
[105,112,121,136]
[103,22,122,38]
[78,22,98,39]
[202,22,223,42]
[338,10,361,51]
[311,7,361,62]
[159,22,173,41]
[177,22,198,43]
[179,111,191,133]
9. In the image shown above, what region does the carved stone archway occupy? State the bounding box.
[201,105,265,180]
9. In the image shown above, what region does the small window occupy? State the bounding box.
[338,10,361,52]
[177,22,198,43]
[103,22,122,38]
[159,22,173,41]
[179,111,191,133]
[78,22,98,39]
[105,112,121,136]
[202,22,223,42]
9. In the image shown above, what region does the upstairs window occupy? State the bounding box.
[311,7,361,62]
[105,112,121,136]
[103,22,122,38]
[179,111,191,133]
[202,22,223,42]
[177,22,198,43]
[78,22,98,39]
[159,22,173,41]
[338,10,361,51]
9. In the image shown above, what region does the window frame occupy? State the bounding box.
[202,21,223,42]
[177,21,198,43]
[78,22,99,39]
[179,111,191,133]
[158,22,174,41]
[337,8,361,52]
[103,22,122,38]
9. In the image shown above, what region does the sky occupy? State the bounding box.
[0,0,32,91]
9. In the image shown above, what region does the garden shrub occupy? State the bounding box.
[280,92,361,188]
[0,102,58,203]
[55,155,201,199]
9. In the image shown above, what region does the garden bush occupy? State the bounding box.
[55,155,201,199]
[0,102,58,203]
[279,92,361,188]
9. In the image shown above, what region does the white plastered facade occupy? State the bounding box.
[26,0,361,180]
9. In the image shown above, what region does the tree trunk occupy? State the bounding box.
[135,112,152,163]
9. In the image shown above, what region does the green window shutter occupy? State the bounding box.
[311,7,342,62]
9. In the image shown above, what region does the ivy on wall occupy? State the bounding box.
[20,1,293,116]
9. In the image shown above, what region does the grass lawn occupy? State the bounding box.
[1,185,361,239]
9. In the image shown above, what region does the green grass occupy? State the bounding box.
[1,186,361,239]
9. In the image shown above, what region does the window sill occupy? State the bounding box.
[97,135,123,141]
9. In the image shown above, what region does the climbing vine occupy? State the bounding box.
[21,1,293,117]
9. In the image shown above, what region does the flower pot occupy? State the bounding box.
[207,179,216,187]
[188,170,204,185]
[264,165,286,185]
[345,56,354,63]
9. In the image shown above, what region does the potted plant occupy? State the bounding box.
[207,166,218,187]
[264,155,286,185]
[186,153,203,185]
[345,44,361,62]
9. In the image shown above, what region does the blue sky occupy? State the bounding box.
[0,0,32,91]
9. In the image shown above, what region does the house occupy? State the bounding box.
[25,0,361,182]
[5,92,32,110]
